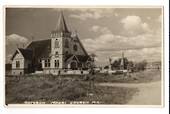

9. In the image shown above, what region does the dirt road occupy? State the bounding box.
[98,81,162,105]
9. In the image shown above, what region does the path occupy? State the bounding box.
[98,81,162,105]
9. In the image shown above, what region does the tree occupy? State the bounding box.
[111,60,119,70]
[111,57,129,70]
[104,65,109,69]
[90,53,97,68]
[134,60,147,71]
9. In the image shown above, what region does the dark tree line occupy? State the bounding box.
[133,60,147,71]
[111,57,129,70]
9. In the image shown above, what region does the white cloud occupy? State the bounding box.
[91,25,100,32]
[69,8,115,20]
[6,34,29,45]
[70,11,102,20]
[90,25,111,33]
[82,24,162,65]
[121,16,151,36]
[114,13,119,17]
[147,16,151,20]
[83,32,161,53]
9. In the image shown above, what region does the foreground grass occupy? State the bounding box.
[6,75,138,104]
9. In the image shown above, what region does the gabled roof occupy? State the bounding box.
[18,48,33,60]
[11,48,33,60]
[65,54,90,63]
[26,39,51,59]
[65,54,73,62]
[11,39,51,61]
[76,55,90,62]
[55,11,69,33]
[73,35,88,56]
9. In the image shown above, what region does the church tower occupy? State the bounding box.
[50,11,71,69]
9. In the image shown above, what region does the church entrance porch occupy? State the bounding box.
[70,61,78,70]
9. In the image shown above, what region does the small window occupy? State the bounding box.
[55,39,59,48]
[48,59,50,67]
[55,60,59,67]
[45,59,50,67]
[55,51,58,55]
[45,60,48,67]
[16,61,20,68]
[73,44,78,51]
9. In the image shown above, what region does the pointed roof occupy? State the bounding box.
[73,34,88,56]
[65,54,90,63]
[55,11,69,33]
[26,39,51,59]
[11,48,33,60]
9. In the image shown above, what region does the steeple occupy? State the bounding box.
[55,11,69,33]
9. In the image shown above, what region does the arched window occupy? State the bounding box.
[73,44,78,51]
[16,61,20,68]
[55,60,59,68]
[45,59,50,67]
[65,39,69,48]
[55,39,59,48]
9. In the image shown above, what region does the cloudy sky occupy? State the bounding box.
[6,8,162,66]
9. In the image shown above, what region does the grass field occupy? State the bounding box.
[6,75,138,104]
[5,69,160,104]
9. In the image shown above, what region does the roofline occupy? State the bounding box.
[11,48,24,60]
[65,54,80,63]
[55,11,70,33]
[74,35,88,56]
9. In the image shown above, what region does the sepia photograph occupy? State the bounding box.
[5,7,163,106]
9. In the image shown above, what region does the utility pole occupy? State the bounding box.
[120,52,124,70]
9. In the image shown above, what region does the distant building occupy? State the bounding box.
[146,61,161,70]
[11,12,92,75]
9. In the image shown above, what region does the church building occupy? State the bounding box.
[11,12,92,75]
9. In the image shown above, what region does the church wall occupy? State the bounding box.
[24,59,31,69]
[51,36,65,69]
[12,69,25,75]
